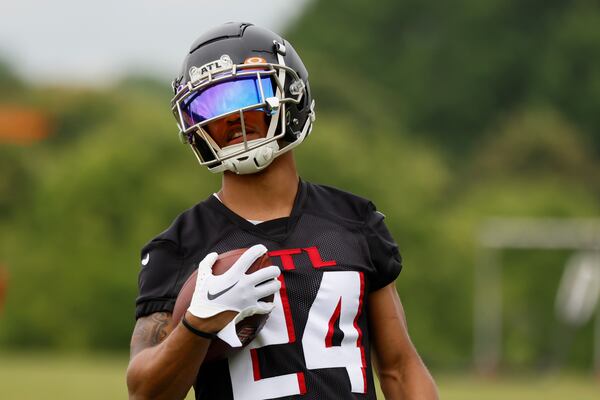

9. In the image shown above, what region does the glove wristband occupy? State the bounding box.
[181,315,217,340]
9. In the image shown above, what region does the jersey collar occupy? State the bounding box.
[206,179,307,242]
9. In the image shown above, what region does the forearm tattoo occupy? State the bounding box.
[130,312,172,359]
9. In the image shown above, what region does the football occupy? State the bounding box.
[171,248,274,362]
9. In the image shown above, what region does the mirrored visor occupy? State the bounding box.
[180,75,275,129]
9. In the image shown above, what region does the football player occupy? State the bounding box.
[127,22,438,400]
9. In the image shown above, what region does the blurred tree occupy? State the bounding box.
[472,108,599,190]
[0,59,23,97]
[0,147,33,219]
[0,265,7,314]
[289,0,600,157]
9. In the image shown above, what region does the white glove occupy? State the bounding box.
[188,244,281,347]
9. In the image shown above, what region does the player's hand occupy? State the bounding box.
[188,244,281,346]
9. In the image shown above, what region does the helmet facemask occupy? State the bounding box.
[171,47,313,175]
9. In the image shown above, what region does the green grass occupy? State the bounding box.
[0,353,598,399]
[0,353,129,399]
[437,374,599,400]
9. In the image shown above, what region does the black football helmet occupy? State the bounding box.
[171,22,316,174]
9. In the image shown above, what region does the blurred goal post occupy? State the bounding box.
[474,218,600,375]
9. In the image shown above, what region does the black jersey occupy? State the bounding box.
[136,180,402,400]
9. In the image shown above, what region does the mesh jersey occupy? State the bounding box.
[136,180,402,400]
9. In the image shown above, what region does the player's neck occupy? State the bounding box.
[218,152,299,221]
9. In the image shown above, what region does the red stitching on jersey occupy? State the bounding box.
[250,348,261,381]
[297,372,307,394]
[268,248,302,270]
[303,246,337,268]
[353,271,367,391]
[278,275,296,342]
[325,298,342,348]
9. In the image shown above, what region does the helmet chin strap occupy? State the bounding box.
[218,139,280,174]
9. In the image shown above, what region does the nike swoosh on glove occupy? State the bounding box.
[188,244,281,347]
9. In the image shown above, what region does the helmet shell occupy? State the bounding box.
[172,22,315,174]
[176,22,312,142]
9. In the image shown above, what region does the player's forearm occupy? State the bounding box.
[378,356,438,400]
[127,322,210,400]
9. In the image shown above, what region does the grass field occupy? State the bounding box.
[0,353,598,399]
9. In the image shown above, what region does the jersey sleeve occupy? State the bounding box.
[135,238,183,319]
[364,202,403,291]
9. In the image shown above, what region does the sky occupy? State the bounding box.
[0,0,310,86]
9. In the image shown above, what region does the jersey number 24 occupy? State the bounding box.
[228,271,366,399]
